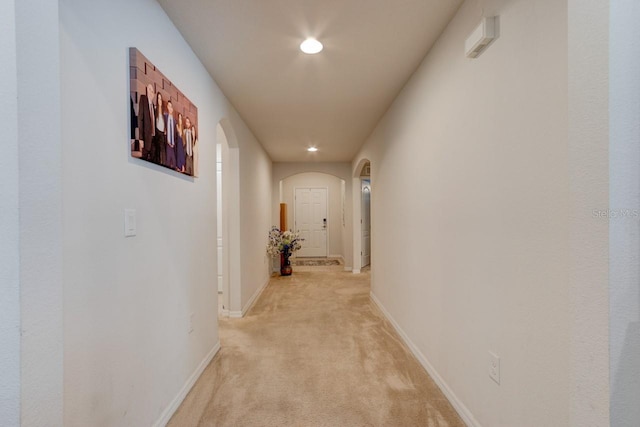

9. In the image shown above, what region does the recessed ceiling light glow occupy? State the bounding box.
[300,38,323,54]
[307,147,318,152]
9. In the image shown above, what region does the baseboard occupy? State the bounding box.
[344,266,353,272]
[242,276,269,316]
[369,292,481,427]
[153,341,221,427]
[352,268,361,274]
[230,276,270,318]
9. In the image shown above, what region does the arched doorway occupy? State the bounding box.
[361,177,371,268]
[279,172,347,263]
[216,119,241,317]
[352,158,372,274]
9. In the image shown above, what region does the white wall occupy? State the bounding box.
[2,2,65,425]
[281,172,344,258]
[59,0,269,424]
[568,0,610,425]
[609,1,640,426]
[16,1,64,426]
[0,0,20,424]
[228,108,273,314]
[353,0,588,425]
[272,162,353,269]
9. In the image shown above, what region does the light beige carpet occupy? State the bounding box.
[168,268,464,426]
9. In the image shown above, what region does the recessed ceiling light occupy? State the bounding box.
[307,147,318,152]
[300,38,323,54]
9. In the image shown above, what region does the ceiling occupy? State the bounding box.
[157,0,463,162]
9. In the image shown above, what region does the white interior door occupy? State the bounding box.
[295,188,327,257]
[361,181,371,267]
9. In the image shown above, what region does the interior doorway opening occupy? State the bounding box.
[215,120,243,317]
[361,178,371,268]
[216,123,229,317]
[360,162,371,270]
[352,159,372,274]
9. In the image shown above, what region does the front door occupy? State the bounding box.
[294,188,327,257]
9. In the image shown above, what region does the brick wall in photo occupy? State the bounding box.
[129,47,199,142]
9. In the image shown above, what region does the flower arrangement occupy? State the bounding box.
[266,226,304,257]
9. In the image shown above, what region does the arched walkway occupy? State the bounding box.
[352,158,371,274]
[271,163,354,270]
[216,119,242,317]
[279,172,347,261]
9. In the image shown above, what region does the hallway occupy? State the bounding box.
[6,1,632,425]
[169,267,464,426]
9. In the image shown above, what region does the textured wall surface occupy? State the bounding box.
[568,0,611,425]
[59,0,268,424]
[16,0,64,425]
[231,105,273,312]
[354,0,584,425]
[0,0,20,424]
[610,1,640,426]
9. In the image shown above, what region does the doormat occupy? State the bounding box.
[292,259,341,266]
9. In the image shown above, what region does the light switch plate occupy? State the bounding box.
[489,351,500,385]
[124,209,137,237]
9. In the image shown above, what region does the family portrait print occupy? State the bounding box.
[129,48,199,177]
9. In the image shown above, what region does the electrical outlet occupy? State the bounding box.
[489,352,500,384]
[189,313,194,334]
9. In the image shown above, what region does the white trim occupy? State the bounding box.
[344,266,353,272]
[369,292,481,427]
[352,268,361,274]
[230,276,270,318]
[328,254,343,259]
[153,341,221,427]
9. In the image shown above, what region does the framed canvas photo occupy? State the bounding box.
[129,47,199,177]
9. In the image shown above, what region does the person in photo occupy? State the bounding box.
[138,83,156,160]
[192,123,199,177]
[185,117,194,175]
[154,92,166,165]
[176,113,186,173]
[164,100,177,169]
